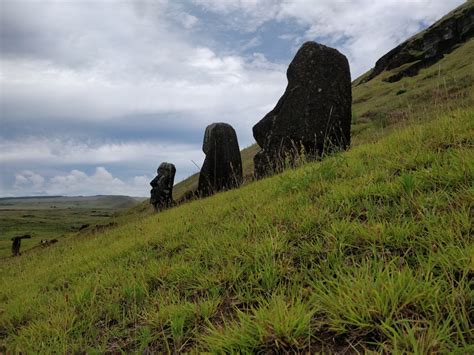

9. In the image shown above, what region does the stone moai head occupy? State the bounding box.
[198,122,243,197]
[150,162,176,210]
[252,41,351,178]
[156,162,176,188]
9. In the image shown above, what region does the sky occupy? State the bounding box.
[0,0,466,197]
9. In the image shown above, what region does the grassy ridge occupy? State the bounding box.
[1,107,472,352]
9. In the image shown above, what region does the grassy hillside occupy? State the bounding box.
[351,38,474,140]
[172,36,474,200]
[1,107,472,352]
[0,196,145,258]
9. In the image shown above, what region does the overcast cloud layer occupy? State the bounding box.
[0,0,465,196]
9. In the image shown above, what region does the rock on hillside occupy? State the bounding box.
[198,123,243,196]
[253,42,351,177]
[358,1,473,84]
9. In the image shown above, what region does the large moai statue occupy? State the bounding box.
[198,123,243,196]
[150,162,176,211]
[253,41,352,178]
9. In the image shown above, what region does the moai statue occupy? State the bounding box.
[253,41,352,178]
[11,234,31,256]
[198,122,243,197]
[150,162,176,211]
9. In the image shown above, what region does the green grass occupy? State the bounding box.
[1,107,472,352]
[0,196,143,258]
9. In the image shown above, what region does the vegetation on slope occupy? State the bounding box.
[1,107,472,352]
[352,38,474,141]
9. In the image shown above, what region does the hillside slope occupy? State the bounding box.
[172,1,473,200]
[1,107,472,352]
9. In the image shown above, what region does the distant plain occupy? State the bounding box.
[0,196,145,258]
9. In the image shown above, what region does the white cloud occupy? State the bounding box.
[0,0,287,117]
[180,13,199,29]
[11,167,150,197]
[192,0,465,77]
[1,36,286,122]
[14,170,45,190]
[0,136,205,196]
[193,0,282,31]
[278,0,465,76]
[0,137,203,178]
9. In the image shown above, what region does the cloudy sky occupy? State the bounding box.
[0,0,465,197]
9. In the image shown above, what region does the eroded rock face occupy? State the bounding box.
[253,41,351,178]
[198,123,243,196]
[150,162,176,210]
[359,2,473,84]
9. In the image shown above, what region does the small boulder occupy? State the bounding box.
[150,162,176,210]
[198,123,243,196]
[253,41,352,177]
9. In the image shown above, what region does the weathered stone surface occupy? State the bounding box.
[253,41,352,177]
[150,162,176,210]
[358,2,473,84]
[198,123,243,196]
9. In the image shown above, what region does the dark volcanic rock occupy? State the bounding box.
[198,123,243,196]
[359,2,473,84]
[253,41,352,178]
[150,162,176,210]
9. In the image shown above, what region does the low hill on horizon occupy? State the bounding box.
[0,195,146,206]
